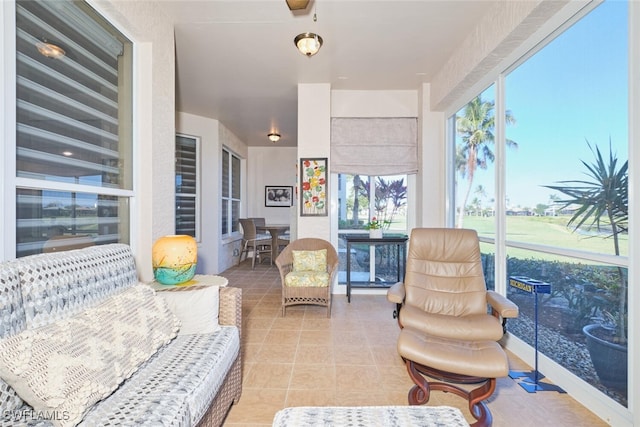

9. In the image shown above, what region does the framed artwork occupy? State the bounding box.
[265,186,293,207]
[299,157,328,216]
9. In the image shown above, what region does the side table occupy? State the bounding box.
[149,274,228,292]
[344,234,408,303]
[150,274,228,335]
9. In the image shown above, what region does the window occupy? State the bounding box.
[175,134,199,239]
[14,0,132,257]
[337,173,408,284]
[221,148,240,237]
[449,0,629,408]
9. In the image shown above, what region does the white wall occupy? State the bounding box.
[297,84,332,240]
[176,112,220,274]
[247,146,297,225]
[177,112,248,274]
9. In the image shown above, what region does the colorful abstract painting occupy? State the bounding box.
[300,157,328,216]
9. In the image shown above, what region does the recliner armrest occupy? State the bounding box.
[387,282,406,304]
[486,290,518,318]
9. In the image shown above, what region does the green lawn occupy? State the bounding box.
[463,215,628,260]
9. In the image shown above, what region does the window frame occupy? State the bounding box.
[445,1,634,419]
[221,146,241,238]
[175,133,200,241]
[2,0,135,259]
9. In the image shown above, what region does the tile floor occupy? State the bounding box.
[221,261,608,426]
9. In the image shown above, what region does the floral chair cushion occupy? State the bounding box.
[285,271,330,288]
[292,250,327,272]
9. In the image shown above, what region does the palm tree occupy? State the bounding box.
[456,96,517,227]
[544,140,628,342]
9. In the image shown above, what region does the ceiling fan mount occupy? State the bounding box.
[285,0,310,11]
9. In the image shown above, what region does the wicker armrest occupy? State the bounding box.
[219,286,242,336]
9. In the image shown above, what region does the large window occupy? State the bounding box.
[14,0,132,257]
[175,134,199,239]
[450,0,629,408]
[221,148,240,237]
[337,173,408,284]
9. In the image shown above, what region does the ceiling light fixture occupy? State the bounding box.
[294,10,323,57]
[36,40,66,59]
[294,32,323,57]
[268,132,281,143]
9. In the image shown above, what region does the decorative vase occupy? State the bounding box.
[152,235,197,285]
[369,228,383,239]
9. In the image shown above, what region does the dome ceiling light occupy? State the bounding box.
[268,133,281,143]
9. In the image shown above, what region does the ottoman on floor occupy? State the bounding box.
[272,405,469,426]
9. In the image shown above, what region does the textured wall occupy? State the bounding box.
[92,0,176,281]
[431,0,574,111]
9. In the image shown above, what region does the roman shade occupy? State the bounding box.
[330,118,418,176]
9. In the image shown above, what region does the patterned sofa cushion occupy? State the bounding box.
[15,244,138,329]
[0,284,179,427]
[79,327,240,426]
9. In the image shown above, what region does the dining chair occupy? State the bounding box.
[239,218,272,268]
[250,217,266,227]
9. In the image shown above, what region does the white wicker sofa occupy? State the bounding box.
[0,244,241,427]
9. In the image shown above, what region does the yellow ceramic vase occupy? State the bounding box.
[152,235,197,285]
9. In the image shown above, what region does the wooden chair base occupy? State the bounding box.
[405,359,497,427]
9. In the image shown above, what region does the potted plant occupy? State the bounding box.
[545,141,628,392]
[364,217,384,238]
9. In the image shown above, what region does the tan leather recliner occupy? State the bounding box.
[388,228,518,339]
[387,228,518,427]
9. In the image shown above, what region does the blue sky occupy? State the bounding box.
[460,0,628,209]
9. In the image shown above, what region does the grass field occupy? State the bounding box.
[463,215,628,260]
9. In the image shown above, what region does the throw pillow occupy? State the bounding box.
[155,284,220,335]
[0,284,179,427]
[292,249,327,272]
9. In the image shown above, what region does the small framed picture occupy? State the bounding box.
[300,157,328,216]
[265,186,293,207]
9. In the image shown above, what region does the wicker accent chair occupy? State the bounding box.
[387,228,519,427]
[239,218,272,268]
[275,238,338,317]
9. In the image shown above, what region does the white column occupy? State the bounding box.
[296,83,331,240]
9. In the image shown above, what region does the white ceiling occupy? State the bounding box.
[161,0,498,147]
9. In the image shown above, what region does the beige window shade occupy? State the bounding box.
[330,118,418,176]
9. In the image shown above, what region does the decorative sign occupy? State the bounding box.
[509,276,551,294]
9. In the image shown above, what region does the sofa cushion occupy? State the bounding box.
[292,249,327,272]
[16,244,138,330]
[0,284,179,427]
[155,284,220,335]
[79,327,241,426]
